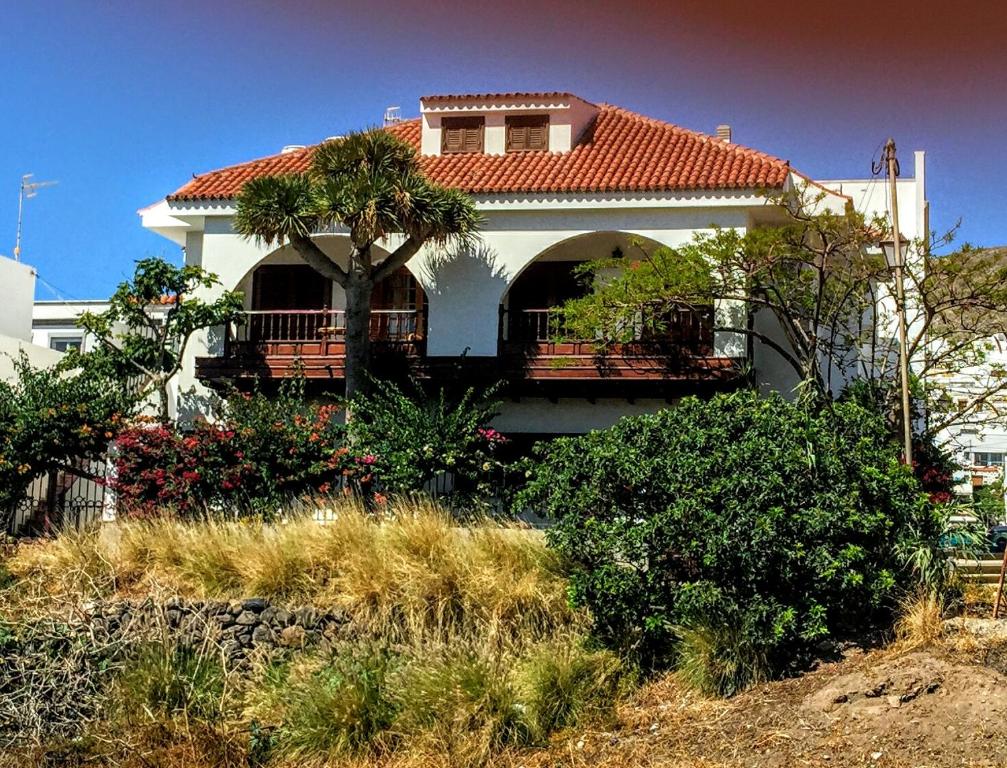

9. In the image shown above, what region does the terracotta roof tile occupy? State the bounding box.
[166,104,791,201]
[420,91,579,103]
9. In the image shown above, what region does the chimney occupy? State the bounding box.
[716,124,732,143]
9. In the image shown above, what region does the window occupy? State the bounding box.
[973,452,1006,467]
[506,115,549,151]
[441,116,484,154]
[49,336,83,352]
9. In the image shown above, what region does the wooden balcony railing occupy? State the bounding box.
[201,309,426,381]
[500,305,714,352]
[228,309,425,348]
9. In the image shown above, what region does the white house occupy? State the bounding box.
[32,300,111,353]
[140,92,929,437]
[0,255,66,381]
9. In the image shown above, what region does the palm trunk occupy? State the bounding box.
[343,273,373,401]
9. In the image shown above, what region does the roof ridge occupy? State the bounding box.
[167,102,795,201]
[596,103,790,168]
[182,118,425,182]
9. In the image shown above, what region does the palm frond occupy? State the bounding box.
[234,174,321,246]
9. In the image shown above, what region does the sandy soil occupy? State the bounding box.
[519,641,1007,768]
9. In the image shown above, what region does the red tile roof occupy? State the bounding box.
[167,104,792,201]
[420,91,579,103]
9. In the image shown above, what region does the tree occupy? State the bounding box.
[558,187,1007,439]
[233,130,480,398]
[74,257,243,422]
[0,353,132,528]
[560,188,885,395]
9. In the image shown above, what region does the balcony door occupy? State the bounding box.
[250,264,331,342]
[372,266,426,341]
[506,261,588,342]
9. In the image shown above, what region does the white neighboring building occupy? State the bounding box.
[928,274,1007,501]
[0,255,65,381]
[32,300,110,353]
[139,91,930,437]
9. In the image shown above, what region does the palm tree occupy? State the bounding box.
[234,130,480,398]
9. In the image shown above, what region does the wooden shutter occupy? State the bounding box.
[441,116,484,153]
[506,115,549,152]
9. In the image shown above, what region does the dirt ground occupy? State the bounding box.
[518,637,1007,768]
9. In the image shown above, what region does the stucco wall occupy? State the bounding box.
[0,256,37,341]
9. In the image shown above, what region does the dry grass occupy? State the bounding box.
[893,590,946,651]
[4,498,575,643]
[0,499,609,768]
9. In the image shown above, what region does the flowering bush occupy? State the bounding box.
[348,380,507,499]
[0,353,132,527]
[113,380,353,518]
[113,378,511,517]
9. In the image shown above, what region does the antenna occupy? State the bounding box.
[14,173,58,261]
[383,106,402,126]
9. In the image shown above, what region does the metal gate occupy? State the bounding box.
[4,458,111,537]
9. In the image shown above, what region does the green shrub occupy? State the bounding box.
[116,642,227,724]
[516,641,625,738]
[519,391,941,684]
[271,642,396,760]
[349,379,508,499]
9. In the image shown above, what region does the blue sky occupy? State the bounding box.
[3,0,1005,299]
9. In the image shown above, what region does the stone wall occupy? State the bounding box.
[80,596,349,663]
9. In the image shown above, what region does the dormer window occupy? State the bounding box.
[506,115,549,152]
[441,116,484,154]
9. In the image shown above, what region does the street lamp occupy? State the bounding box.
[878,226,914,466]
[878,234,909,272]
[872,138,914,466]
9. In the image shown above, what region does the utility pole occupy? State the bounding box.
[884,139,914,466]
[14,173,58,261]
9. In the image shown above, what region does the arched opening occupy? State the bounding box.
[498,231,718,383]
[234,240,427,345]
[500,231,697,343]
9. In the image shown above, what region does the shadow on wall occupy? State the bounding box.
[177,386,222,426]
[421,241,509,299]
[420,242,510,356]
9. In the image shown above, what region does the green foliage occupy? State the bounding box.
[116,642,227,724]
[519,391,939,681]
[349,379,508,498]
[73,257,243,420]
[972,480,1005,525]
[0,354,131,524]
[269,642,397,759]
[112,379,351,517]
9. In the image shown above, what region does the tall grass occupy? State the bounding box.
[6,498,574,644]
[893,590,945,650]
[675,623,770,697]
[4,499,620,768]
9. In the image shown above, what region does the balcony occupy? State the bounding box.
[498,306,737,383]
[196,309,426,382]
